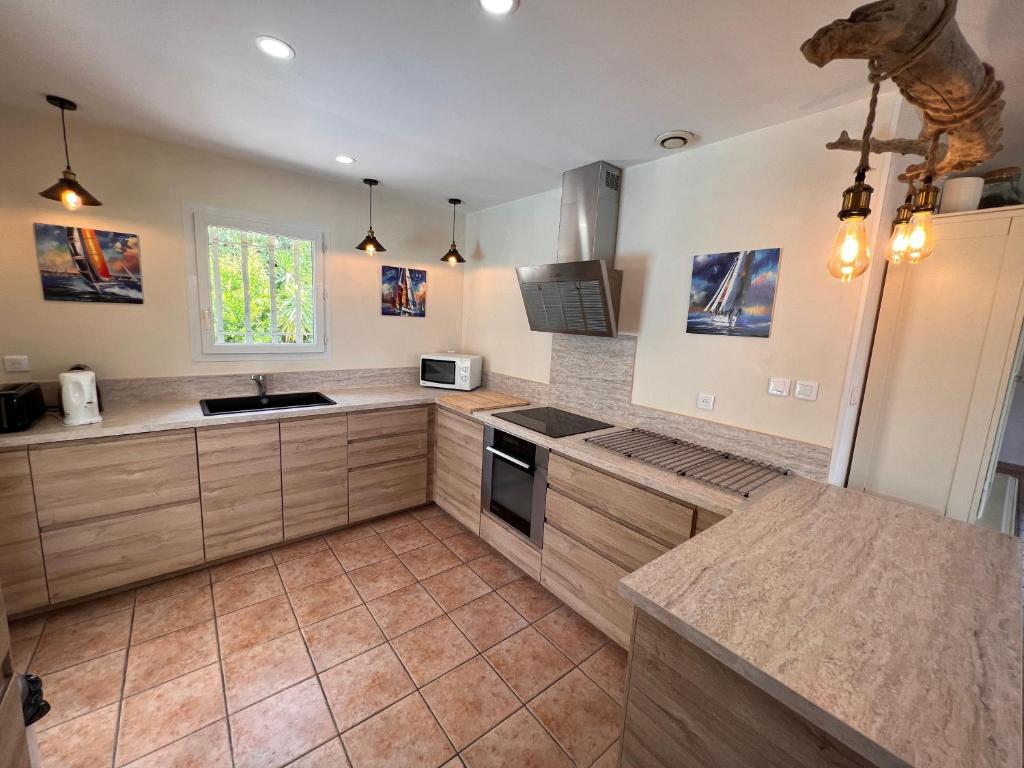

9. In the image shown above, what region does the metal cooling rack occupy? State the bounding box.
[584,428,788,497]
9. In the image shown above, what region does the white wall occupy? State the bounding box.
[0,106,464,380]
[463,96,897,448]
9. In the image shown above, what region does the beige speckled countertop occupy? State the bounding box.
[619,477,1023,768]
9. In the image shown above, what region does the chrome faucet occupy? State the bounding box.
[252,374,267,398]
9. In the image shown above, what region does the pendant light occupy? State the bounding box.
[38,95,102,211]
[355,179,386,253]
[905,176,939,264]
[441,198,465,265]
[887,191,915,264]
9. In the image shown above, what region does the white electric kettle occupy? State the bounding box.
[59,370,102,426]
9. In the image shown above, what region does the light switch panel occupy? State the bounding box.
[697,392,715,411]
[794,380,819,401]
[768,377,790,397]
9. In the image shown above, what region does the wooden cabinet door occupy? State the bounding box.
[198,422,283,561]
[349,456,428,523]
[0,450,48,613]
[434,409,484,532]
[281,415,349,539]
[0,589,31,768]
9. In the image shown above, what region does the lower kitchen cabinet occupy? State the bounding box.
[42,502,204,602]
[480,513,542,579]
[434,408,485,533]
[198,422,284,561]
[0,590,31,768]
[0,449,48,613]
[349,456,428,523]
[281,414,349,538]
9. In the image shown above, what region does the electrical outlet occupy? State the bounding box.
[697,392,715,411]
[3,355,29,372]
[768,377,790,397]
[794,380,819,401]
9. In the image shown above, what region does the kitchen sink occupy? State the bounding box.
[199,391,336,416]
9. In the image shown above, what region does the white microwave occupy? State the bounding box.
[420,353,482,390]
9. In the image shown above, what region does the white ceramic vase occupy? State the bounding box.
[940,177,984,213]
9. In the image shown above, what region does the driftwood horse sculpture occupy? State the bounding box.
[802,0,1004,180]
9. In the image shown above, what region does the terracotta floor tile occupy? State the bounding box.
[325,522,379,548]
[115,663,225,766]
[421,565,491,612]
[412,504,446,521]
[342,692,454,768]
[132,585,214,644]
[289,574,363,627]
[37,702,118,768]
[125,620,218,696]
[528,669,622,766]
[448,592,528,652]
[441,759,464,768]
[592,740,621,768]
[421,657,519,750]
[497,577,562,623]
[135,569,210,605]
[212,565,284,615]
[390,615,476,687]
[302,604,385,672]
[332,534,394,572]
[9,614,46,642]
[224,630,315,712]
[122,720,232,768]
[286,737,351,767]
[32,608,132,674]
[217,593,297,657]
[370,511,419,532]
[230,678,337,768]
[46,591,135,630]
[278,549,344,591]
[467,553,525,590]
[211,550,275,582]
[420,514,466,540]
[366,583,443,639]
[443,533,493,562]
[379,521,438,554]
[484,627,573,701]
[534,605,608,664]
[580,643,628,705]
[37,650,125,731]
[398,541,463,580]
[320,643,415,731]
[460,707,573,768]
[272,536,328,564]
[348,557,416,602]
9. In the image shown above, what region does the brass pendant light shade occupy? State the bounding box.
[39,95,102,210]
[442,198,465,265]
[356,179,386,253]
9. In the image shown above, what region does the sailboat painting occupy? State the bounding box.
[686,248,780,337]
[381,265,427,317]
[34,223,143,304]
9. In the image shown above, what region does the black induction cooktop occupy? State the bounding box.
[493,407,612,438]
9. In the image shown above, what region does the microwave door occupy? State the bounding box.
[422,359,456,386]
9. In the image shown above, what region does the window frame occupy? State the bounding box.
[185,203,328,359]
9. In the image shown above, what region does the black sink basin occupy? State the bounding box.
[199,391,336,416]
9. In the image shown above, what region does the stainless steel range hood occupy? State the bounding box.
[517,161,623,337]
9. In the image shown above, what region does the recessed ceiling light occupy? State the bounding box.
[335,155,356,164]
[656,130,696,150]
[256,36,295,60]
[479,0,519,15]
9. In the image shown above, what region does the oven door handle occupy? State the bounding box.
[485,445,531,470]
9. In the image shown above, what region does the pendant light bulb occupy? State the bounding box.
[355,179,386,254]
[62,189,82,211]
[828,173,873,283]
[887,195,914,265]
[905,177,940,265]
[441,198,465,265]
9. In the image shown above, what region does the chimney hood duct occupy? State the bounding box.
[516,161,623,337]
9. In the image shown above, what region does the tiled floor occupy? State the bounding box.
[11,505,626,768]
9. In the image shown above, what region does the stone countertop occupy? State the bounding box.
[619,477,1023,768]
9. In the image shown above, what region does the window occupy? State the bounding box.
[189,207,326,356]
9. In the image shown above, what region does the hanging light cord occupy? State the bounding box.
[60,106,72,170]
[451,203,457,243]
[855,77,882,179]
[368,185,373,228]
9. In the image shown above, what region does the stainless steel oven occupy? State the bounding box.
[481,426,548,547]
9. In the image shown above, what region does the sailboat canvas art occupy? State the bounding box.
[381,265,427,317]
[34,223,143,303]
[687,248,780,337]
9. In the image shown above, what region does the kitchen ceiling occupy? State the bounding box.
[0,0,1020,210]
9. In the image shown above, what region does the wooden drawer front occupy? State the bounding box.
[32,431,200,528]
[0,539,48,614]
[349,431,428,469]
[42,502,204,603]
[198,423,283,561]
[480,514,541,579]
[348,406,429,441]
[437,409,485,455]
[349,457,428,523]
[0,450,39,543]
[435,410,484,532]
[548,454,693,549]
[0,661,31,768]
[546,489,667,572]
[281,416,349,539]
[541,525,632,648]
